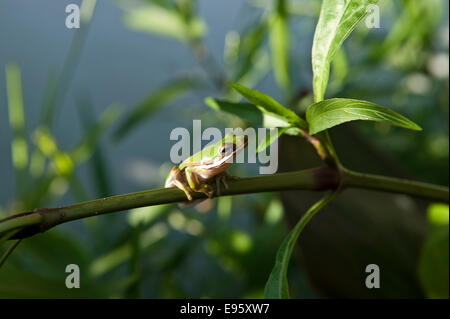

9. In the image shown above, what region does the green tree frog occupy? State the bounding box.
[165,134,248,200]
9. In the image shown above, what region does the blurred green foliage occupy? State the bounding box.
[0,0,448,298]
[419,204,449,298]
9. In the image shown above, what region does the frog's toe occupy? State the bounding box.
[214,175,229,195]
[203,189,214,199]
[179,187,194,201]
[215,178,221,196]
[185,191,193,201]
[221,177,229,189]
[200,184,214,199]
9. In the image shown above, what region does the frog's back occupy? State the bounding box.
[179,141,223,169]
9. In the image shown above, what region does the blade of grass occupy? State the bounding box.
[5,63,29,196]
[113,76,199,142]
[76,96,114,197]
[235,20,268,81]
[40,0,98,129]
[269,0,291,97]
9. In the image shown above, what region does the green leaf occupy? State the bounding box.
[269,0,291,96]
[264,192,338,298]
[306,98,422,135]
[205,98,295,150]
[228,82,307,129]
[123,4,206,42]
[113,77,199,141]
[204,97,263,127]
[312,0,378,102]
[234,22,268,81]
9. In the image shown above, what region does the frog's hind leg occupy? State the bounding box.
[173,179,195,201]
[166,166,194,201]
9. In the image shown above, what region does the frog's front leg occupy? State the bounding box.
[214,171,240,195]
[214,172,228,195]
[165,166,195,201]
[185,167,214,198]
[213,171,239,195]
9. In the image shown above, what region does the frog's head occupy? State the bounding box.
[189,134,248,172]
[218,134,248,161]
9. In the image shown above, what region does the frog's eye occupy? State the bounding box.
[218,143,236,156]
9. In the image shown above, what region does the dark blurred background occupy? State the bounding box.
[0,0,448,298]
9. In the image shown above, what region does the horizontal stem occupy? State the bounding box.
[0,166,447,240]
[0,167,338,239]
[343,168,449,203]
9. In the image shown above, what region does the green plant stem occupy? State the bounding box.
[0,228,22,245]
[0,167,338,239]
[343,168,449,203]
[264,190,340,298]
[0,166,447,240]
[0,239,22,268]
